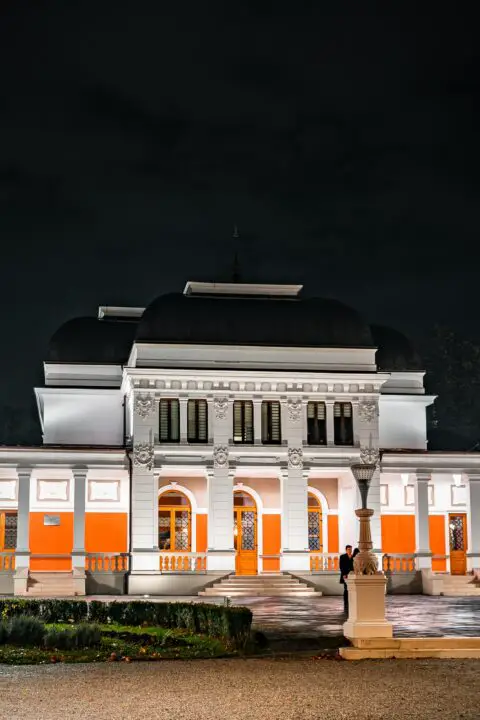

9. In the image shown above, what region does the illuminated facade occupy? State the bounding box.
[0,281,479,597]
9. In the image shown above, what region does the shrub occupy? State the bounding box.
[6,616,46,646]
[0,599,253,648]
[71,623,101,648]
[44,628,74,651]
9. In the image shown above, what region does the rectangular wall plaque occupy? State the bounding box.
[44,515,60,526]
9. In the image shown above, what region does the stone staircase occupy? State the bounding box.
[26,572,78,597]
[341,636,480,660]
[441,574,480,597]
[199,573,320,598]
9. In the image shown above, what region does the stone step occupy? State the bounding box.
[341,636,480,660]
[199,589,316,597]
[218,580,301,587]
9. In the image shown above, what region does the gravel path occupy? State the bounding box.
[1,658,479,719]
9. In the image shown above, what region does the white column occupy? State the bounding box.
[338,473,358,552]
[253,397,262,445]
[207,397,235,571]
[72,469,87,568]
[414,472,432,569]
[15,469,31,561]
[14,468,31,595]
[130,390,158,574]
[280,397,309,571]
[326,399,335,446]
[179,396,188,443]
[302,400,308,445]
[466,474,480,571]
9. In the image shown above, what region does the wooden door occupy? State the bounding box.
[234,507,258,575]
[449,513,467,575]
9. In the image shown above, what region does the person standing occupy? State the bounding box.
[339,544,354,614]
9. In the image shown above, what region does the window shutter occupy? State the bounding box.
[170,400,179,441]
[317,402,325,419]
[343,402,352,417]
[197,399,207,442]
[233,401,243,442]
[307,402,315,419]
[187,400,196,441]
[159,400,169,441]
[244,401,253,443]
[334,402,341,417]
[270,401,281,443]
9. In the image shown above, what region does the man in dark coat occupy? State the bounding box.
[339,544,353,614]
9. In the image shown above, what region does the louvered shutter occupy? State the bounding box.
[270,401,281,443]
[187,400,197,442]
[159,400,169,441]
[244,401,253,443]
[233,401,243,442]
[170,399,179,441]
[197,399,208,442]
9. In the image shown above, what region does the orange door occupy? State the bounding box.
[449,513,467,575]
[234,507,257,575]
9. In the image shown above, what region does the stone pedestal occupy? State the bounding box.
[343,575,393,639]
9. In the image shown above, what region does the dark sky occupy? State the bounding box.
[0,2,479,417]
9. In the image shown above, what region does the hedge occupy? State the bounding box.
[0,599,252,648]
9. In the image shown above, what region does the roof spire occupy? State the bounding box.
[232,225,241,283]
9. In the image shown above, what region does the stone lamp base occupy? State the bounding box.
[343,574,393,639]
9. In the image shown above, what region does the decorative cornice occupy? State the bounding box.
[133,442,154,471]
[360,446,380,465]
[287,398,303,424]
[134,393,155,419]
[213,445,229,469]
[288,447,303,469]
[358,400,378,423]
[214,397,229,420]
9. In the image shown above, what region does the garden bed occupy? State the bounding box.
[0,598,253,664]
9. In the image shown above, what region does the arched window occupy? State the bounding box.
[308,493,323,551]
[158,490,191,551]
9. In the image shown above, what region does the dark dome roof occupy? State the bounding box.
[48,317,138,364]
[136,292,373,348]
[371,324,423,371]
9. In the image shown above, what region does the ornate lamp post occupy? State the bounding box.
[343,460,393,640]
[350,463,378,575]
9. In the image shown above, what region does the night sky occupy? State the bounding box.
[0,3,478,439]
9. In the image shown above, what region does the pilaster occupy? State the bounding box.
[466,474,480,571]
[72,468,87,566]
[179,396,188,443]
[131,389,158,572]
[253,397,262,444]
[280,397,309,571]
[326,399,335,447]
[414,472,432,570]
[14,468,32,594]
[207,396,235,571]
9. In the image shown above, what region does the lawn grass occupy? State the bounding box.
[0,622,233,665]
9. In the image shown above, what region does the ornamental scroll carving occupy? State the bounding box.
[288,447,303,469]
[358,400,378,424]
[353,552,379,575]
[133,442,154,471]
[213,445,229,469]
[134,393,155,419]
[214,398,228,420]
[287,398,302,424]
[359,446,380,465]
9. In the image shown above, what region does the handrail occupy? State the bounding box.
[159,551,207,573]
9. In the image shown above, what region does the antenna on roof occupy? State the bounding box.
[232,225,241,283]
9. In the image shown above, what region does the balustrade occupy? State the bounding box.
[159,552,207,573]
[85,553,129,572]
[382,554,416,573]
[0,552,15,571]
[310,553,340,572]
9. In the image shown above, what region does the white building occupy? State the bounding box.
[0,281,479,597]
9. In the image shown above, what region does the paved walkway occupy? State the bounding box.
[1,658,479,719]
[88,594,480,638]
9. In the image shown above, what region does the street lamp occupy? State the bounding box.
[350,462,378,575]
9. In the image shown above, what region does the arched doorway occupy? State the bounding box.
[158,490,191,552]
[234,490,258,575]
[308,492,323,552]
